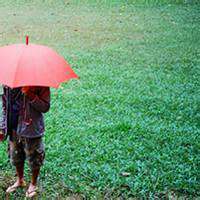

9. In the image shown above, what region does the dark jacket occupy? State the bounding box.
[0,86,50,138]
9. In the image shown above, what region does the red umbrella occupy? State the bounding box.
[0,36,78,88]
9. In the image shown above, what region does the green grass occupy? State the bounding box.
[0,0,199,199]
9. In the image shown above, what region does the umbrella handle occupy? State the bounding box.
[26,36,29,45]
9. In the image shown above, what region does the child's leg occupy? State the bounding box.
[6,165,26,193]
[16,164,25,183]
[6,132,26,193]
[31,168,40,185]
[25,137,45,197]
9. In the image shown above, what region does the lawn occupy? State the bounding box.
[0,0,199,199]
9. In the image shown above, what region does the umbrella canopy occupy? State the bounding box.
[0,36,78,88]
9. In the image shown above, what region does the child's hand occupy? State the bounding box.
[21,86,30,94]
[21,86,36,101]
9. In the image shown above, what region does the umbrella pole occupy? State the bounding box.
[26,35,29,45]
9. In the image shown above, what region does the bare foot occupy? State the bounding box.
[6,179,26,193]
[26,183,38,198]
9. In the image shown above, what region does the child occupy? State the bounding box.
[0,85,50,198]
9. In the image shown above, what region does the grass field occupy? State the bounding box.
[0,0,199,199]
